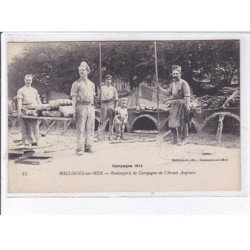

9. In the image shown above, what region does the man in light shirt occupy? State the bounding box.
[114,99,128,140]
[98,74,118,140]
[16,74,42,146]
[71,62,96,155]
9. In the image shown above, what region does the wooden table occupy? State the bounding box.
[9,115,72,136]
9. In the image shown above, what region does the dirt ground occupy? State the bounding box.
[8,128,241,193]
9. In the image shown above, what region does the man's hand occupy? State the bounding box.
[155,84,161,89]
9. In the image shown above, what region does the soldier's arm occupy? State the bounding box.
[183,81,191,110]
[72,96,77,110]
[70,82,78,114]
[17,99,22,118]
[16,89,23,118]
[114,88,119,108]
[157,83,172,96]
[36,91,42,105]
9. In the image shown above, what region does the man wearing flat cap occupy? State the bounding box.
[157,65,191,145]
[98,74,118,140]
[71,61,96,155]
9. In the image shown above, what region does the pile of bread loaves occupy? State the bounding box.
[23,99,74,118]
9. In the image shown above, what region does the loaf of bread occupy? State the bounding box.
[48,99,73,109]
[42,111,62,117]
[59,106,74,117]
[25,110,38,116]
[35,104,52,111]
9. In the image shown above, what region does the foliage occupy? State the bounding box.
[8,40,240,97]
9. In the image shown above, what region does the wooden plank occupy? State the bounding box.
[10,145,53,151]
[29,154,53,159]
[222,89,240,109]
[20,115,72,121]
[15,158,52,165]
[9,150,25,155]
[9,150,24,159]
[9,147,35,151]
[29,144,53,149]
[13,139,23,143]
[9,149,35,160]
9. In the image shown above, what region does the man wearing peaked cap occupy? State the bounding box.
[171,65,182,73]
[97,74,118,140]
[79,61,91,71]
[157,65,191,145]
[71,61,96,155]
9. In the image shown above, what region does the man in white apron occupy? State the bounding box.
[17,74,41,146]
[157,65,191,144]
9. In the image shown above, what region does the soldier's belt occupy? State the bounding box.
[77,100,93,105]
[101,99,115,103]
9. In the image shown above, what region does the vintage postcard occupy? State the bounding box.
[1,33,245,196]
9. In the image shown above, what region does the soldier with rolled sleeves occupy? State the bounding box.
[157,65,191,145]
[98,74,118,140]
[17,74,42,147]
[71,62,96,155]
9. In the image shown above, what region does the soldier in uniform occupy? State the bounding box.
[98,75,118,140]
[71,62,96,155]
[157,65,191,145]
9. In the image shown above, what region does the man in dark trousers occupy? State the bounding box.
[157,65,191,145]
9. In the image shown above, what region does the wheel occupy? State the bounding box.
[201,112,240,143]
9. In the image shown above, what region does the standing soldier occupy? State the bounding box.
[71,62,96,155]
[98,74,118,140]
[17,74,41,147]
[157,65,191,145]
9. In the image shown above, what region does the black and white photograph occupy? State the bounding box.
[2,33,241,194]
[1,0,250,248]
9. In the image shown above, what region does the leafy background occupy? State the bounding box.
[8,40,240,98]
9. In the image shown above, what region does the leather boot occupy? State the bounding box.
[108,125,114,140]
[171,128,179,144]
